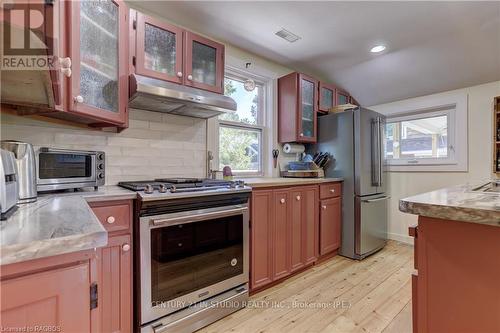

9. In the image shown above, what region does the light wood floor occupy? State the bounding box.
[199,241,413,333]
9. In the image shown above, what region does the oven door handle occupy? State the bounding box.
[151,206,248,227]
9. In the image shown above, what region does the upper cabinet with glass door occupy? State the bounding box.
[69,0,128,126]
[336,89,350,106]
[132,11,183,84]
[130,11,225,94]
[278,72,318,143]
[318,82,336,114]
[299,74,318,142]
[184,32,224,94]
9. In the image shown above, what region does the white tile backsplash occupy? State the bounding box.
[1,109,207,184]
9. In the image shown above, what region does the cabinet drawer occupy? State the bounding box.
[90,200,132,233]
[320,183,342,199]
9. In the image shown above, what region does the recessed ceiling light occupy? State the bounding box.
[275,28,301,43]
[370,45,386,53]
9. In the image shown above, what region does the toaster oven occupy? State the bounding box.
[36,147,105,191]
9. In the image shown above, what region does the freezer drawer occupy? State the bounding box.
[355,194,388,256]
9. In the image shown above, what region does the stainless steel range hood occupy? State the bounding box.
[129,74,236,119]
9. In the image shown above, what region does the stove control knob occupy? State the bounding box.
[144,184,154,194]
[170,185,177,193]
[158,184,167,193]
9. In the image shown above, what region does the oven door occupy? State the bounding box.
[36,150,96,187]
[139,204,249,325]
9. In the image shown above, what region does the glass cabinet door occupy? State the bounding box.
[299,74,317,142]
[336,90,350,105]
[319,83,335,113]
[70,0,127,125]
[184,32,224,94]
[135,13,183,84]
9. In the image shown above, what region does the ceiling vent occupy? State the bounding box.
[275,28,301,43]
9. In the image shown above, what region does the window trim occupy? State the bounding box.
[211,66,271,177]
[371,91,468,172]
[386,107,455,166]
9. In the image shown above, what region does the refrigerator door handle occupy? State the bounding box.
[378,117,384,187]
[371,118,381,186]
[362,196,391,203]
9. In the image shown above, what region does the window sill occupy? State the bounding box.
[386,163,468,172]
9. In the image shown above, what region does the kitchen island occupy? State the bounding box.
[400,184,500,333]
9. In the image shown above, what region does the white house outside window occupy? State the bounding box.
[217,71,266,176]
[373,91,468,172]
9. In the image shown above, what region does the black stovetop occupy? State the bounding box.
[118,178,234,191]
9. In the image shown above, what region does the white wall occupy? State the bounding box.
[370,80,500,243]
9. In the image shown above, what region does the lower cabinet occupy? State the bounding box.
[250,185,321,292]
[409,217,500,333]
[97,234,132,333]
[319,197,342,256]
[90,199,133,333]
[0,199,134,333]
[250,190,274,290]
[273,189,291,280]
[0,262,92,331]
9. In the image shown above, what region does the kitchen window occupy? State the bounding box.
[377,92,468,172]
[216,70,267,176]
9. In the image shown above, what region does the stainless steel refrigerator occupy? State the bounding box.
[311,107,388,260]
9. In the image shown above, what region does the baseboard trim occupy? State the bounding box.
[387,232,414,245]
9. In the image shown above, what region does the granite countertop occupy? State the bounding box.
[0,186,137,266]
[41,185,138,202]
[241,177,343,188]
[399,184,500,226]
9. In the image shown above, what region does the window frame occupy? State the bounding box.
[386,107,455,166]
[214,67,270,177]
[371,91,468,172]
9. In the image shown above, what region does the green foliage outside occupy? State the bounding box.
[219,79,259,171]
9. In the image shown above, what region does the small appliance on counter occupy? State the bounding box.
[281,143,333,178]
[36,147,105,192]
[1,140,37,203]
[0,149,18,220]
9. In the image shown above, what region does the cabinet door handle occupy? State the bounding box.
[74,95,84,103]
[106,216,115,224]
[299,133,304,137]
[58,57,72,68]
[176,72,183,78]
[330,189,335,193]
[280,198,286,204]
[187,74,193,81]
[296,195,301,201]
[60,67,72,77]
[122,243,130,252]
[322,205,327,210]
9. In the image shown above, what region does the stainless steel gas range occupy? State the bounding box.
[119,178,251,333]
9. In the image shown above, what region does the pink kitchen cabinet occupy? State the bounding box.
[130,11,225,94]
[68,0,129,127]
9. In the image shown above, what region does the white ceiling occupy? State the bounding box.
[132,1,500,106]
